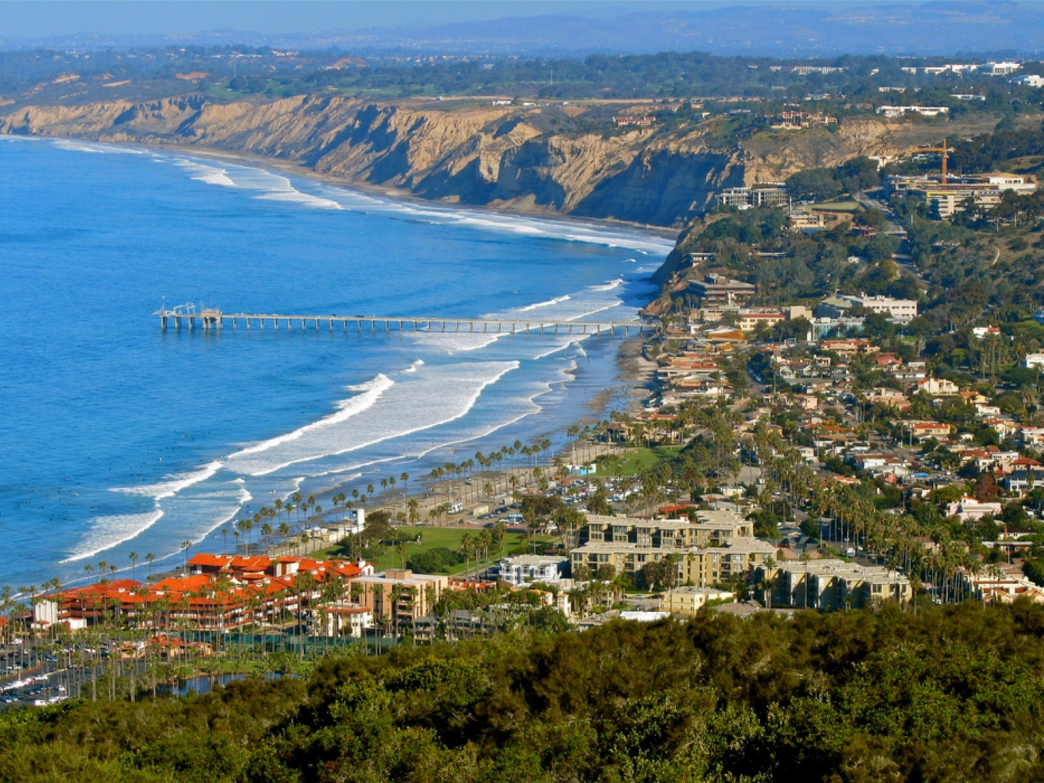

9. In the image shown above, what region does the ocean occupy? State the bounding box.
[0,136,670,590]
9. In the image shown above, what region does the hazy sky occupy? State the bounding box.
[2,0,888,37]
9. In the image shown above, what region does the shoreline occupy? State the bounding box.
[2,134,670,589]
[70,137,681,243]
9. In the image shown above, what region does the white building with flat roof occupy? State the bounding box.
[495,555,569,586]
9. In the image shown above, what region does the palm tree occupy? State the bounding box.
[128,552,139,582]
[181,541,192,573]
[459,533,474,577]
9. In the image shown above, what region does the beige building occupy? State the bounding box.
[581,512,754,550]
[681,537,779,586]
[353,569,448,630]
[754,559,911,610]
[572,510,775,588]
[660,586,736,616]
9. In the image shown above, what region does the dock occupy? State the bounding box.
[153,307,648,337]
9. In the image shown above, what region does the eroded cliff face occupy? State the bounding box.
[0,95,747,227]
[0,95,932,228]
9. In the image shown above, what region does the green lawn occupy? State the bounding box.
[810,200,860,213]
[316,526,556,575]
[592,446,683,477]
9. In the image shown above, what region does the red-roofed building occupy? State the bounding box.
[35,555,375,634]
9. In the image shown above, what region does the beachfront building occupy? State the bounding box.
[33,555,374,634]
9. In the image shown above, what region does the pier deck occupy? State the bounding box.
[154,308,648,337]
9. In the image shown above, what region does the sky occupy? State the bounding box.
[0,0,902,38]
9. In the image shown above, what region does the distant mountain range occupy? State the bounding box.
[3,2,1043,57]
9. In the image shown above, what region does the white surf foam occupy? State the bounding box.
[173,159,238,187]
[230,374,394,460]
[62,509,164,563]
[256,189,342,210]
[52,139,148,156]
[518,295,572,312]
[111,460,222,500]
[226,361,519,477]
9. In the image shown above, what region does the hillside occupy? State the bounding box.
[0,95,985,228]
[4,605,1044,782]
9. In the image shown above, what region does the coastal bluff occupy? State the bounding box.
[0,94,924,228]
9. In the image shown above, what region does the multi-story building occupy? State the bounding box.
[571,512,773,587]
[876,105,949,118]
[688,273,757,306]
[495,555,569,586]
[352,569,448,631]
[715,185,789,208]
[815,294,918,324]
[754,558,911,610]
[33,555,375,633]
[580,512,753,549]
[659,586,736,616]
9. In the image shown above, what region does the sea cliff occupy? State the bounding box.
[0,95,959,228]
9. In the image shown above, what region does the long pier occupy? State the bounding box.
[154,308,648,337]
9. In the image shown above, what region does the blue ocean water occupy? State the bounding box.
[0,136,669,590]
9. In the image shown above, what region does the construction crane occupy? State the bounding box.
[915,139,952,185]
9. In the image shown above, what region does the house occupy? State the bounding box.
[959,563,1044,605]
[1012,74,1044,87]
[946,495,1002,522]
[905,420,952,439]
[864,387,911,411]
[1022,353,1044,369]
[613,115,655,127]
[912,377,959,396]
[820,337,878,357]
[1004,469,1043,496]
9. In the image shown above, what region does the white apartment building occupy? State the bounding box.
[876,105,949,118]
[496,555,569,586]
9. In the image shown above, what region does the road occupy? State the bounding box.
[853,189,904,235]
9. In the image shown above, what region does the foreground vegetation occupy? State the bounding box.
[4,603,1044,782]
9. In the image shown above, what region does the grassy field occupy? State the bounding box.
[591,445,683,477]
[810,200,860,213]
[314,525,556,575]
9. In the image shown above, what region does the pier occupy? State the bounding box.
[153,307,648,337]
